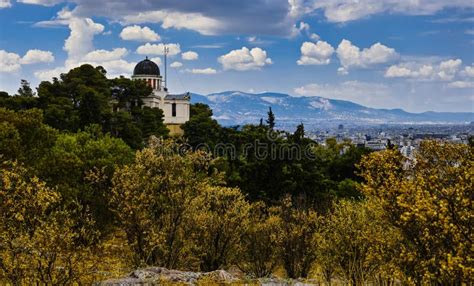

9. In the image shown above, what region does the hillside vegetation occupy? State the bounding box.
[0,65,472,285]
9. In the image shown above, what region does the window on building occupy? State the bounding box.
[172,103,177,117]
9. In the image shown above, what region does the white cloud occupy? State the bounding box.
[170,61,183,68]
[123,10,222,36]
[308,0,474,23]
[136,43,181,56]
[34,66,68,81]
[294,80,395,108]
[181,51,199,61]
[33,7,71,27]
[90,60,135,77]
[385,59,463,81]
[290,21,321,40]
[150,57,162,66]
[461,64,474,77]
[16,0,62,6]
[448,81,474,89]
[120,25,160,42]
[0,50,21,72]
[64,17,104,62]
[297,41,334,65]
[385,65,412,78]
[83,48,128,62]
[1,49,54,74]
[20,49,55,64]
[186,68,217,74]
[336,39,398,73]
[309,33,320,41]
[438,59,462,80]
[337,67,348,75]
[0,0,11,8]
[218,47,272,71]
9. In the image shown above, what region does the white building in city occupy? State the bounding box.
[132,57,190,134]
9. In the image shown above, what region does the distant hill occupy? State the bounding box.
[191,91,473,128]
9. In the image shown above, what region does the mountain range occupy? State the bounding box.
[190,91,473,128]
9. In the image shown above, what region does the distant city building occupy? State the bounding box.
[132,57,190,135]
[365,139,386,151]
[400,145,415,159]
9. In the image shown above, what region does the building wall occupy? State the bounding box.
[162,100,190,124]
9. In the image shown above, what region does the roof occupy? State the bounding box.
[134,57,160,76]
[165,92,191,100]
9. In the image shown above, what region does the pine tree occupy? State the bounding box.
[266,107,275,129]
[17,79,35,97]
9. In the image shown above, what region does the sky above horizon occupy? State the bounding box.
[0,0,473,113]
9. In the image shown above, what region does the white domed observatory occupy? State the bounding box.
[132,57,190,135]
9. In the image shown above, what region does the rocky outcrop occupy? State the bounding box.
[99,267,239,285]
[99,267,324,285]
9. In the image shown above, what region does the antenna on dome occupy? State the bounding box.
[164,44,169,90]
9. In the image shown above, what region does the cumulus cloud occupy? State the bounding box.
[218,47,272,71]
[438,59,462,80]
[461,64,474,77]
[136,43,181,56]
[0,50,21,72]
[35,15,135,80]
[64,17,104,62]
[181,51,199,61]
[385,64,434,79]
[120,25,161,42]
[0,0,11,8]
[20,49,55,64]
[297,41,334,65]
[1,49,55,73]
[336,39,398,74]
[170,61,183,68]
[186,68,217,74]
[385,59,463,81]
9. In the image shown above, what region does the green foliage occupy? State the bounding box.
[0,108,57,164]
[37,125,134,232]
[184,103,370,207]
[32,65,168,147]
[182,103,221,149]
[17,79,35,97]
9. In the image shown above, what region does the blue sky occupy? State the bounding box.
[0,0,473,112]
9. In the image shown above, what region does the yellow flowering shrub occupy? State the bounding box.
[359,140,473,284]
